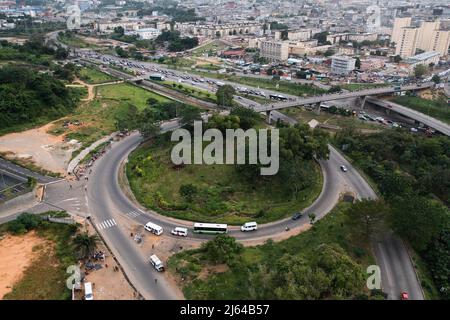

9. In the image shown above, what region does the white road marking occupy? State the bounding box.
[96,218,117,230]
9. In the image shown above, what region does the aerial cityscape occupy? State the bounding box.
[0,0,449,306]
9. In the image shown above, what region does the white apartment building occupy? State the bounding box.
[331,56,356,75]
[274,29,312,41]
[125,27,161,40]
[96,20,143,33]
[260,40,289,62]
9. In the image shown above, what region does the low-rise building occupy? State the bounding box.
[125,27,161,40]
[405,51,440,71]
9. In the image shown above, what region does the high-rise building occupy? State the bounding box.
[395,27,419,58]
[416,21,441,52]
[429,30,450,57]
[391,17,412,46]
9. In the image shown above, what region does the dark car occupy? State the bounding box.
[292,212,303,220]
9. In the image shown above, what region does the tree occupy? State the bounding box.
[431,74,441,84]
[73,232,99,259]
[55,47,69,60]
[414,64,427,78]
[179,105,201,128]
[308,213,316,224]
[201,234,243,265]
[229,106,260,130]
[355,57,361,69]
[179,183,197,202]
[345,200,388,241]
[216,84,235,108]
[115,46,129,58]
[390,196,449,251]
[328,86,342,93]
[393,55,402,63]
[114,26,125,36]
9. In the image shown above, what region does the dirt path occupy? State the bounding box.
[0,231,48,299]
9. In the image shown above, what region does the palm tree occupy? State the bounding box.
[308,213,316,225]
[73,232,99,259]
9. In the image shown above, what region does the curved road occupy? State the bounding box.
[86,129,377,299]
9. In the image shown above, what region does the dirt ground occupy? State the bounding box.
[0,231,47,299]
[0,79,98,175]
[0,121,81,175]
[73,216,138,300]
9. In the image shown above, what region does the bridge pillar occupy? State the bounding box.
[359,96,367,109]
[315,102,321,115]
[266,110,272,124]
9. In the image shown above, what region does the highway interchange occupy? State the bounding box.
[2,34,431,300]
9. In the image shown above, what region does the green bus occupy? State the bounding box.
[193,223,228,234]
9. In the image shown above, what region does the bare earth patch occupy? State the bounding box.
[0,121,80,175]
[0,231,48,299]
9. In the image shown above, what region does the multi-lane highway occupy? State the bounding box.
[366,96,450,136]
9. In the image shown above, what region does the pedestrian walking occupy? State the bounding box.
[154,278,157,284]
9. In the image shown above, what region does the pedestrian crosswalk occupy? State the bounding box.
[125,209,143,218]
[96,219,117,230]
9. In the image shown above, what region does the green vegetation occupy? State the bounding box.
[155,30,199,52]
[0,65,82,136]
[78,67,116,84]
[0,36,69,66]
[0,212,79,300]
[335,128,450,299]
[57,31,96,49]
[169,203,383,299]
[138,6,205,23]
[282,107,380,130]
[158,80,217,104]
[392,95,450,124]
[127,121,327,224]
[216,84,236,107]
[63,83,173,146]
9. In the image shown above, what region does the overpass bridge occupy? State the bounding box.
[366,97,450,136]
[254,82,435,112]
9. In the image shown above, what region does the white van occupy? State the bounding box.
[171,227,188,237]
[84,282,94,300]
[149,254,164,272]
[144,221,163,235]
[241,222,258,232]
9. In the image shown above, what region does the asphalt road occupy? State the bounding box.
[366,96,450,136]
[0,158,60,184]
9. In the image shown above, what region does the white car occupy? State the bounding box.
[340,165,348,172]
[171,227,188,237]
[241,222,258,232]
